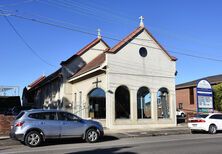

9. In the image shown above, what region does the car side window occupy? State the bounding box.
[58,112,79,121]
[29,112,57,120]
[209,114,222,120]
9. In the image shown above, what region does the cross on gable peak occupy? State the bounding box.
[139,16,144,27]
[97,28,101,39]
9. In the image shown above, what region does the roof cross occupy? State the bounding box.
[139,16,144,27]
[97,28,101,39]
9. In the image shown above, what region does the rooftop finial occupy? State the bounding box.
[97,28,101,39]
[139,16,144,27]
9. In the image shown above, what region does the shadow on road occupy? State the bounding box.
[42,135,119,146]
[65,146,136,154]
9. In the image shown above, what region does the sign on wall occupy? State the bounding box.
[196,80,213,113]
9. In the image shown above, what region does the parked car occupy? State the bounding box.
[188,113,222,134]
[176,109,186,117]
[10,109,104,147]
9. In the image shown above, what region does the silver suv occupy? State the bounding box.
[10,109,104,147]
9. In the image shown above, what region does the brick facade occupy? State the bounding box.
[0,114,14,135]
[176,87,197,113]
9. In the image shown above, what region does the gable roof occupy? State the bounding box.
[70,52,106,79]
[61,38,109,65]
[28,76,46,89]
[107,26,177,61]
[176,74,222,89]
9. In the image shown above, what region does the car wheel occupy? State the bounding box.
[181,113,185,117]
[209,124,217,134]
[25,131,42,147]
[85,128,99,143]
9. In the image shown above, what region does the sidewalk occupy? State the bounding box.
[104,124,190,138]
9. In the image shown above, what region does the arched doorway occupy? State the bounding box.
[88,88,106,119]
[157,87,169,119]
[137,87,151,119]
[115,86,130,119]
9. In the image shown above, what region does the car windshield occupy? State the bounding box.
[195,114,209,118]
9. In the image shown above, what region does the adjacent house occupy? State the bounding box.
[176,74,222,113]
[24,18,177,129]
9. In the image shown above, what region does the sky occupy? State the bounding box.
[1,0,222,96]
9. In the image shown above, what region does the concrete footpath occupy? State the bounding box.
[0,124,190,141]
[104,124,190,138]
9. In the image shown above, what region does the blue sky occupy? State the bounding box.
[1,0,222,96]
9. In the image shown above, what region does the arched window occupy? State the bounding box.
[157,88,169,119]
[88,88,106,119]
[115,86,130,119]
[137,87,151,119]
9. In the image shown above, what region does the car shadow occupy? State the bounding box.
[191,130,222,134]
[65,146,136,154]
[42,135,119,146]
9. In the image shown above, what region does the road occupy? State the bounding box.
[1,134,222,154]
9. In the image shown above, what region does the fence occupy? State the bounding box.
[0,114,14,135]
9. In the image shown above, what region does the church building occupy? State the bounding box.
[24,17,177,129]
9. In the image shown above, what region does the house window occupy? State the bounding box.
[88,88,106,119]
[137,87,151,119]
[79,91,82,104]
[74,93,77,109]
[157,88,170,119]
[179,103,183,109]
[115,85,130,119]
[139,47,147,57]
[189,88,194,105]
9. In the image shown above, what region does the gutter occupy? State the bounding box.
[68,64,106,83]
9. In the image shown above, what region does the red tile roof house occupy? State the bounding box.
[24,18,178,129]
[176,74,222,114]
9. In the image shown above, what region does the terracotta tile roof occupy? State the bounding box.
[28,76,46,88]
[107,26,177,61]
[61,38,109,65]
[176,74,222,89]
[71,52,106,79]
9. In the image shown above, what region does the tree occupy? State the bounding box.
[213,83,222,111]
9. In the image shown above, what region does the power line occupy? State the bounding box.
[0,0,34,7]
[3,16,56,67]
[1,9,222,63]
[52,0,222,49]
[0,9,161,50]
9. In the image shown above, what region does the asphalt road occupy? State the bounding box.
[1,134,222,154]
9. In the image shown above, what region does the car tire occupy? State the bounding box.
[25,131,42,147]
[85,128,99,143]
[191,130,195,134]
[209,124,217,134]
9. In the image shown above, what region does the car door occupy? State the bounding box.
[33,112,61,138]
[209,114,222,130]
[58,112,85,138]
[217,114,222,130]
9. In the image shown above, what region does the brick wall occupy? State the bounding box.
[0,114,14,135]
[176,88,197,113]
